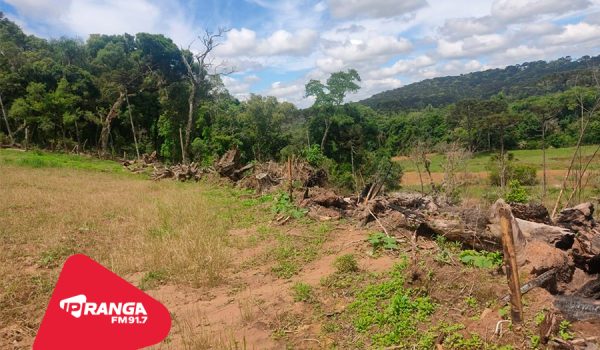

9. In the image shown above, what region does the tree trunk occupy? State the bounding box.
[500,126,506,190]
[183,82,196,164]
[542,120,547,200]
[0,92,14,144]
[125,93,140,160]
[320,118,331,152]
[100,91,125,157]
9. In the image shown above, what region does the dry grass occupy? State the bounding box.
[0,164,257,344]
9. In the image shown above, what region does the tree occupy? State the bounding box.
[180,28,231,164]
[522,94,562,199]
[305,69,361,151]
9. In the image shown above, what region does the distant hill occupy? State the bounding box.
[360,55,600,111]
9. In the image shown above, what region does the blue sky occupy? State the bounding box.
[2,0,600,107]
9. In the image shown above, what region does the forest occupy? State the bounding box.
[1,12,600,193]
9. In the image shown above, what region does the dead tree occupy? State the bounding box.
[0,91,14,144]
[99,91,126,157]
[180,28,231,164]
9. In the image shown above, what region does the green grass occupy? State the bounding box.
[396,145,600,172]
[0,149,127,173]
[291,282,313,302]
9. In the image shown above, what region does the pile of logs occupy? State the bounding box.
[121,151,158,173]
[300,188,600,324]
[151,162,201,182]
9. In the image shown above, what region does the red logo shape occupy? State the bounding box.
[34,254,171,349]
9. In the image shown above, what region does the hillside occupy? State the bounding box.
[361,55,600,111]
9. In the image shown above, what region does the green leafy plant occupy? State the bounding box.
[459,250,503,269]
[559,320,574,341]
[347,261,436,347]
[302,144,326,167]
[291,282,313,302]
[530,335,541,349]
[534,310,546,326]
[333,254,359,273]
[271,192,307,219]
[505,180,529,203]
[367,232,399,252]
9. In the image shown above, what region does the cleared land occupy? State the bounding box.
[1,150,598,349]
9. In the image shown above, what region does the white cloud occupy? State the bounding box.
[439,16,498,39]
[327,0,427,19]
[324,36,412,63]
[217,28,317,57]
[65,0,161,35]
[315,57,345,73]
[369,55,435,78]
[437,34,508,58]
[4,0,71,20]
[542,22,600,45]
[491,0,592,22]
[222,74,262,100]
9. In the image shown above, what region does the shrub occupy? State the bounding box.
[302,144,326,167]
[488,153,537,186]
[505,180,529,203]
[333,254,359,273]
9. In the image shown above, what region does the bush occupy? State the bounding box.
[505,180,529,203]
[333,254,359,273]
[301,144,326,167]
[488,153,537,186]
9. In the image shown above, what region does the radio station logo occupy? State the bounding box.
[59,294,148,324]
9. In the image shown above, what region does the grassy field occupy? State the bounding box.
[396,145,600,172]
[1,149,598,349]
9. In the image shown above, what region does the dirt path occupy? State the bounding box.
[146,225,396,349]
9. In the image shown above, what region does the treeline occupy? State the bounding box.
[362,55,600,111]
[1,13,599,192]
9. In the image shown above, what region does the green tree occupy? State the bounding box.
[305,69,361,151]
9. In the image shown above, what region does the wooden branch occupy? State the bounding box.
[500,206,524,323]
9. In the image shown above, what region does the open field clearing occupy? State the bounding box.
[1,150,600,349]
[395,145,600,173]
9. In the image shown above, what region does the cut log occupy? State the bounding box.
[216,148,241,180]
[416,217,501,251]
[501,268,558,304]
[511,202,552,224]
[554,295,600,321]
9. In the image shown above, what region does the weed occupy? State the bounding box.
[333,254,359,273]
[443,332,484,349]
[38,246,75,268]
[367,232,398,253]
[505,180,529,203]
[499,305,510,319]
[321,321,340,333]
[533,310,546,326]
[291,282,313,302]
[459,250,503,269]
[272,261,299,279]
[559,320,574,341]
[530,335,541,349]
[139,270,167,290]
[271,192,307,219]
[464,296,478,309]
[435,235,460,264]
[346,260,437,347]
